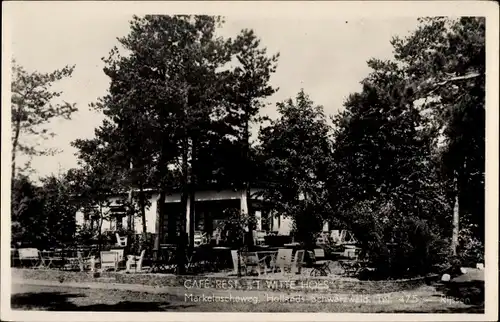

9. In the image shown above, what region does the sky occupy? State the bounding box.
[7,5,421,181]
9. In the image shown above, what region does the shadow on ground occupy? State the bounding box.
[434,281,485,306]
[11,291,194,311]
[386,305,485,314]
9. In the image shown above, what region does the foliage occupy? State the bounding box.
[257,90,333,248]
[391,17,485,244]
[10,60,77,178]
[11,174,78,249]
[74,14,279,256]
[65,164,119,251]
[457,226,484,268]
[325,17,484,277]
[346,201,451,279]
[215,208,256,249]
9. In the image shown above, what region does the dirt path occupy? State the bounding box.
[10,278,482,313]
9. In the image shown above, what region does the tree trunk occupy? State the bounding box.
[451,193,459,255]
[450,171,460,256]
[243,115,254,249]
[98,204,104,253]
[127,160,134,232]
[188,138,197,250]
[11,117,22,180]
[177,140,189,275]
[139,184,147,235]
[154,189,166,259]
[127,190,134,232]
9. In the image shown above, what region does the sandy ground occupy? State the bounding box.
[9,279,483,313]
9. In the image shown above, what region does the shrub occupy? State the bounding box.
[216,208,252,249]
[347,200,450,279]
[457,226,484,267]
[290,201,326,249]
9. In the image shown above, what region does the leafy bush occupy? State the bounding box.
[75,225,98,246]
[348,201,451,279]
[11,175,78,250]
[290,201,327,249]
[457,226,484,267]
[129,232,155,255]
[216,208,252,249]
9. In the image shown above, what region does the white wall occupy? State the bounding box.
[278,216,293,235]
[75,210,85,228]
[164,189,264,203]
[74,194,158,234]
[74,190,296,236]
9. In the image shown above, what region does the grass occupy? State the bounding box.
[11,283,483,313]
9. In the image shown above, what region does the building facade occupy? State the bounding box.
[75,188,295,241]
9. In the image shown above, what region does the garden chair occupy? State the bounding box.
[231,250,243,275]
[330,230,341,244]
[272,248,293,273]
[309,249,331,276]
[115,233,127,247]
[110,248,125,268]
[243,252,268,276]
[126,250,146,273]
[194,231,207,247]
[339,260,361,277]
[254,230,266,245]
[77,251,96,272]
[100,251,119,272]
[291,249,306,274]
[340,230,357,245]
[343,245,360,259]
[18,248,41,268]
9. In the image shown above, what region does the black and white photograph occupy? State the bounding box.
[1,1,498,321]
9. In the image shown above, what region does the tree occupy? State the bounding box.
[11,175,44,248]
[390,17,485,253]
[210,28,279,247]
[92,16,235,264]
[86,15,278,260]
[11,173,79,249]
[325,17,485,277]
[327,58,451,277]
[69,136,128,252]
[38,174,79,248]
[10,60,76,179]
[257,90,332,248]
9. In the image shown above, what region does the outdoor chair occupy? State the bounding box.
[291,249,306,274]
[212,229,222,245]
[339,260,362,277]
[100,251,119,272]
[254,230,267,246]
[40,249,64,269]
[243,252,268,276]
[194,231,207,247]
[77,251,96,272]
[309,249,331,276]
[340,230,357,245]
[330,230,341,244]
[272,248,293,273]
[343,245,360,259]
[231,250,243,275]
[18,248,41,268]
[110,248,125,268]
[115,233,128,247]
[126,250,146,273]
[11,248,18,267]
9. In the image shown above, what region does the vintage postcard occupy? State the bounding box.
[1,1,498,321]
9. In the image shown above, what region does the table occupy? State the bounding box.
[40,250,64,269]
